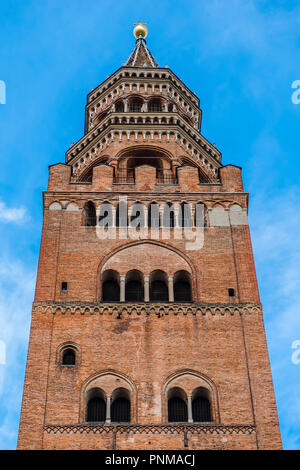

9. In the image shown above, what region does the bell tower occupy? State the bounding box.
[17,24,281,450]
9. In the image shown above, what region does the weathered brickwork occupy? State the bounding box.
[17,32,281,450]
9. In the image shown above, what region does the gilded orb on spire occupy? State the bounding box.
[133,21,148,39]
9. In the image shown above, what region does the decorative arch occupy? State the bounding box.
[80,369,137,423]
[161,369,220,423]
[56,341,81,366]
[96,240,198,301]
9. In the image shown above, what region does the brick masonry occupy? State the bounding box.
[17,38,282,450]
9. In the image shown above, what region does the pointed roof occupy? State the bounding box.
[126,38,158,68]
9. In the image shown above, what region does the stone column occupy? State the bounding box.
[188,396,193,423]
[120,275,126,302]
[106,396,111,424]
[144,275,150,302]
[168,275,174,302]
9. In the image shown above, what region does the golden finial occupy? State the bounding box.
[133,21,148,39]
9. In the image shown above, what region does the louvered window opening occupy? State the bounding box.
[168,397,188,423]
[87,397,106,423]
[125,281,144,302]
[102,280,120,302]
[62,349,76,365]
[174,281,191,302]
[150,280,168,302]
[111,398,130,423]
[192,397,212,422]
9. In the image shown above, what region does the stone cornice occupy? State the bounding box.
[44,423,256,435]
[87,66,200,107]
[66,113,222,169]
[32,302,262,317]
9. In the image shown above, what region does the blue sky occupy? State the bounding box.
[0,0,299,450]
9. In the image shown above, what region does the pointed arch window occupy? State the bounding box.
[168,388,188,423]
[86,389,106,423]
[192,388,212,422]
[111,388,131,423]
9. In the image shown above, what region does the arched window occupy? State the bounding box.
[179,203,192,228]
[86,388,106,423]
[162,202,175,228]
[148,97,163,112]
[115,100,124,112]
[148,203,160,228]
[111,388,131,423]
[174,270,192,302]
[128,97,143,112]
[150,270,168,302]
[125,270,144,302]
[168,387,188,423]
[192,388,212,422]
[83,201,96,226]
[102,270,120,302]
[62,348,76,365]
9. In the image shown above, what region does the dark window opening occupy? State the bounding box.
[168,397,188,423]
[125,280,144,302]
[192,397,212,422]
[228,288,235,297]
[87,397,106,423]
[111,397,130,423]
[150,280,168,302]
[174,281,191,302]
[83,201,96,226]
[62,348,76,365]
[61,282,68,292]
[102,280,120,302]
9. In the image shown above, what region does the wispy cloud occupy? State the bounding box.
[0,200,28,224]
[249,174,300,449]
[0,259,35,449]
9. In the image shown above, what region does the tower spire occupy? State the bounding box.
[126,22,158,67]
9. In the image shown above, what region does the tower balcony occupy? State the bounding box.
[113,168,178,185]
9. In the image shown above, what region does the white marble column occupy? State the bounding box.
[188,396,193,423]
[120,275,126,302]
[144,275,150,302]
[106,396,111,424]
[168,275,174,302]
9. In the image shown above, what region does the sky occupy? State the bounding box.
[0,0,300,450]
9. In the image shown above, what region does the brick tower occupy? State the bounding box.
[17,24,281,450]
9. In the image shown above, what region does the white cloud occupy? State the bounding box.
[0,200,28,224]
[0,259,35,449]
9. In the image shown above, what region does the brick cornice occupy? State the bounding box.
[44,423,256,435]
[32,301,262,317]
